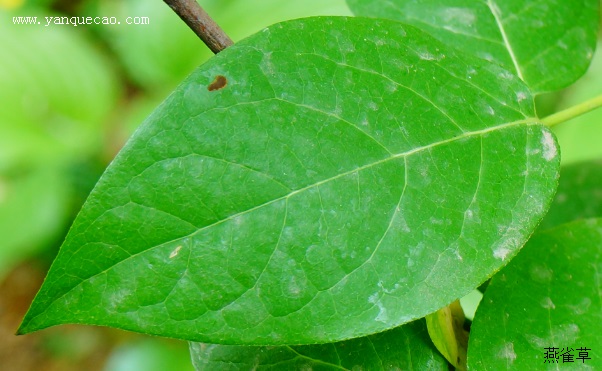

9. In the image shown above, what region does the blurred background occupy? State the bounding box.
[0,0,600,370]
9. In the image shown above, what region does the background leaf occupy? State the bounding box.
[190,320,449,370]
[0,8,119,163]
[0,6,119,280]
[550,41,602,164]
[346,0,599,94]
[426,301,468,370]
[19,17,559,344]
[539,160,602,230]
[0,167,70,279]
[467,218,602,369]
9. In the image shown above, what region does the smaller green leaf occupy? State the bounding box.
[538,160,602,230]
[459,289,483,321]
[190,320,449,370]
[347,0,600,94]
[467,218,602,370]
[426,300,468,370]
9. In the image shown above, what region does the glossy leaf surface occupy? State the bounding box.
[467,219,602,369]
[346,0,599,94]
[19,17,559,344]
[190,320,448,370]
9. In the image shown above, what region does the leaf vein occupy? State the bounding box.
[29,119,538,324]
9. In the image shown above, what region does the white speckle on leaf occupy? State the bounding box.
[486,105,495,115]
[288,276,301,296]
[108,288,133,309]
[398,214,411,233]
[386,82,398,93]
[541,297,555,309]
[541,131,557,161]
[498,343,517,364]
[169,245,182,259]
[494,246,511,260]
[305,245,323,265]
[418,51,436,61]
[368,293,388,323]
[498,70,515,80]
[530,264,553,282]
[430,217,444,225]
[568,297,591,315]
[516,91,528,102]
[482,53,494,61]
[455,249,463,261]
[378,280,399,294]
[525,324,580,350]
[525,334,547,349]
[554,324,580,344]
[442,7,476,26]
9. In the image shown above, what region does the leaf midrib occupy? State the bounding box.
[485,0,524,80]
[22,117,538,331]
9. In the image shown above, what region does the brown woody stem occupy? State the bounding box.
[163,0,233,54]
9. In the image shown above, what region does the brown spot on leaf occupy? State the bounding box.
[208,75,227,91]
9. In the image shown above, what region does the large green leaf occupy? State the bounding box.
[539,160,602,230]
[467,218,602,369]
[190,320,448,370]
[346,0,599,94]
[19,17,559,344]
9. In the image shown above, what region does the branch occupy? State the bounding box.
[542,94,602,127]
[163,0,233,54]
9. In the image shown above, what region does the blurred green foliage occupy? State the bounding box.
[0,5,119,279]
